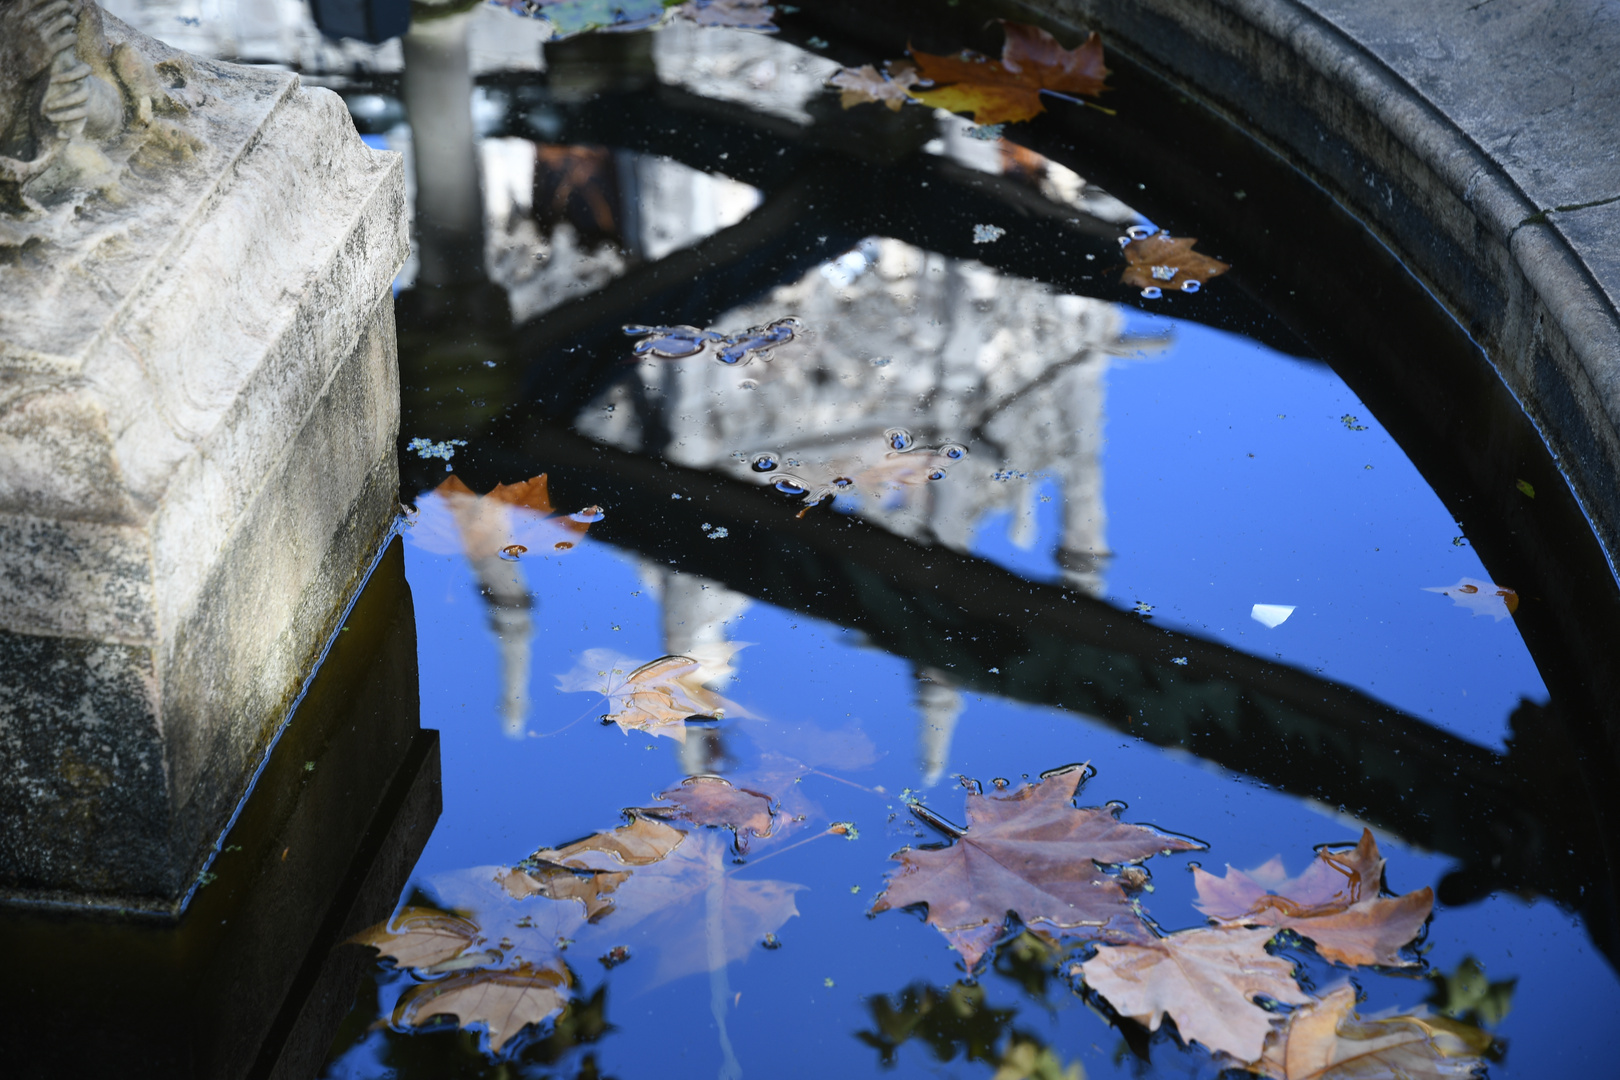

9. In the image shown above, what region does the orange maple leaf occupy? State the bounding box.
[908,22,1109,126]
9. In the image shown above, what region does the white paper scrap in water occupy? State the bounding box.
[1250,603,1296,628]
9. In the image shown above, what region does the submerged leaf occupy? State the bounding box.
[1253,984,1491,1079]
[1080,926,1313,1063]
[909,23,1109,126]
[1194,830,1433,967]
[829,64,921,111]
[1121,232,1230,292]
[642,775,777,851]
[393,959,571,1052]
[1422,578,1519,621]
[870,765,1201,970]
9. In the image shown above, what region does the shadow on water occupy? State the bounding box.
[393,7,1620,976]
[1,542,439,1080]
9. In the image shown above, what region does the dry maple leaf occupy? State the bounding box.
[1080,926,1313,1063]
[870,765,1202,970]
[641,775,777,852]
[1121,231,1231,293]
[1422,578,1519,622]
[908,22,1109,126]
[392,959,572,1052]
[500,814,688,919]
[556,646,747,742]
[410,474,602,561]
[1194,830,1433,967]
[350,906,483,969]
[829,64,921,111]
[1251,984,1491,1079]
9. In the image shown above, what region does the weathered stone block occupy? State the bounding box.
[0,3,407,909]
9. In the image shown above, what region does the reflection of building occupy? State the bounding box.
[579,236,1139,596]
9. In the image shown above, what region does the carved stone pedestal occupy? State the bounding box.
[0,2,407,910]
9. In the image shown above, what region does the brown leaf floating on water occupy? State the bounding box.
[869,765,1202,970]
[556,646,747,742]
[500,815,687,919]
[641,775,777,852]
[349,906,482,969]
[1080,926,1313,1063]
[1250,983,1492,1079]
[418,473,601,561]
[908,22,1109,126]
[392,959,571,1052]
[1120,231,1230,293]
[1194,830,1433,967]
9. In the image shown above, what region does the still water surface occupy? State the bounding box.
[104,2,1620,1077]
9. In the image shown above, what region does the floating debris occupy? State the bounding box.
[966,123,1006,141]
[406,436,467,471]
[623,318,802,365]
[972,223,1006,244]
[1121,230,1229,293]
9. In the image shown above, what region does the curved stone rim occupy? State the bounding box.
[1018,0,1620,583]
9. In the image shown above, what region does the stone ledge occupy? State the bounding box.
[1018,0,1620,578]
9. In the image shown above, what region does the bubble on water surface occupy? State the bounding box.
[570,506,606,523]
[925,467,948,481]
[499,544,527,561]
[939,443,967,461]
[884,427,915,451]
[773,476,809,496]
[1126,225,1154,240]
[1140,286,1163,299]
[831,476,853,489]
[991,777,1010,790]
[1181,279,1201,293]
[751,453,779,472]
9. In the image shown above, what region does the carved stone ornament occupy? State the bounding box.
[0,0,201,235]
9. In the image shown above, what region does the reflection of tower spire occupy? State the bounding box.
[648,566,751,775]
[915,667,963,787]
[472,554,532,739]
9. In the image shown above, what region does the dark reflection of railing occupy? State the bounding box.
[390,12,1620,973]
[0,541,438,1080]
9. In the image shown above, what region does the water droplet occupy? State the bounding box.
[1141,286,1162,299]
[1126,225,1154,240]
[751,453,779,472]
[600,715,615,725]
[940,443,967,460]
[738,379,758,390]
[958,776,983,794]
[1181,279,1201,293]
[1186,860,1202,871]
[1106,799,1128,812]
[991,777,1010,790]
[926,468,948,481]
[553,541,575,550]
[869,356,892,367]
[774,476,809,496]
[831,476,853,489]
[762,933,782,949]
[884,427,915,452]
[570,506,606,523]
[499,544,527,560]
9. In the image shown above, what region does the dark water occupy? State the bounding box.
[49,3,1620,1078]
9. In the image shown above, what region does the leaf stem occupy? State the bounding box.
[1037,88,1117,116]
